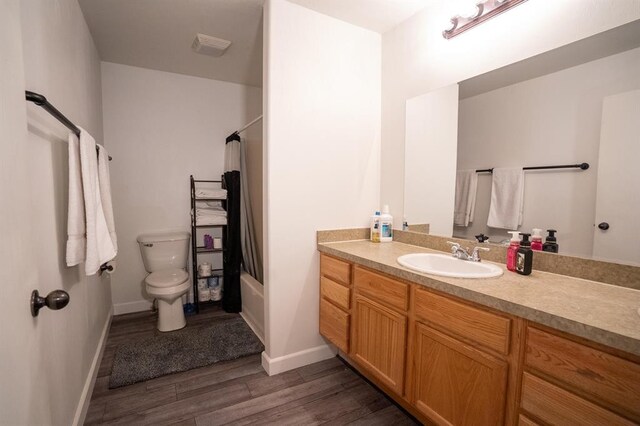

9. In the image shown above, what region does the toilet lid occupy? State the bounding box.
[146,269,188,288]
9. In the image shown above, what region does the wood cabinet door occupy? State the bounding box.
[412,322,508,426]
[352,295,407,394]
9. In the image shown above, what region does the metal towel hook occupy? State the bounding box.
[31,289,70,317]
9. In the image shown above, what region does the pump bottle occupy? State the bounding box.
[542,229,559,253]
[531,228,543,251]
[380,205,393,242]
[506,231,520,272]
[516,233,533,275]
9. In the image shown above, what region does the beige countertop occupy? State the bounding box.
[318,239,640,357]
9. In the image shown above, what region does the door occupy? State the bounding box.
[0,3,40,423]
[593,90,640,265]
[411,322,508,426]
[352,295,407,394]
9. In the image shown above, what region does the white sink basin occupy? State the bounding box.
[397,253,504,278]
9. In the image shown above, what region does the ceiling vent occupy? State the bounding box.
[192,33,231,57]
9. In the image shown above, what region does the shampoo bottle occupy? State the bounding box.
[370,211,381,242]
[506,231,520,272]
[542,229,559,253]
[516,233,533,275]
[531,228,543,251]
[380,205,393,242]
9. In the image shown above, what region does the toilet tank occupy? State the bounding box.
[137,232,190,273]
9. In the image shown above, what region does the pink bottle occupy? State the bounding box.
[506,231,520,272]
[531,228,543,251]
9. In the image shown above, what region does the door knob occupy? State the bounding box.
[31,289,70,317]
[598,222,610,230]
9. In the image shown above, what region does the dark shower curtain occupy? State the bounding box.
[223,133,242,313]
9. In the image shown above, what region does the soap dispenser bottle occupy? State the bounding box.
[542,229,559,253]
[531,228,543,251]
[506,231,520,272]
[516,233,533,275]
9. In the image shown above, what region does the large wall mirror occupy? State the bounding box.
[404,21,640,266]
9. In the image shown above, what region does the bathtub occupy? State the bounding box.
[240,271,264,343]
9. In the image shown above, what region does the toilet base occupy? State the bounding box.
[156,297,187,332]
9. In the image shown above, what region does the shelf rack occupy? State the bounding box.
[190,175,227,313]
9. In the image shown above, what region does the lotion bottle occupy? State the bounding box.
[380,205,393,242]
[531,228,543,251]
[370,211,381,242]
[516,233,533,275]
[506,231,520,272]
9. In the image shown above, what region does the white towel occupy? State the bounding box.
[487,167,525,230]
[97,144,117,252]
[195,200,222,209]
[79,128,116,275]
[193,207,227,218]
[66,133,86,266]
[195,188,227,199]
[453,170,478,227]
[195,216,227,226]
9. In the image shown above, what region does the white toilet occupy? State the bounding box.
[137,231,191,332]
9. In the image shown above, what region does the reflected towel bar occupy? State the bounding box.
[25,90,112,161]
[475,163,589,173]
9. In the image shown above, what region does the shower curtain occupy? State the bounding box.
[223,134,242,313]
[223,133,262,313]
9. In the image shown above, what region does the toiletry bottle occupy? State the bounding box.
[506,231,520,272]
[380,205,393,242]
[402,216,408,231]
[542,229,559,253]
[516,233,533,275]
[370,211,381,242]
[531,228,543,251]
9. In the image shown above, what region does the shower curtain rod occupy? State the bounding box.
[226,115,263,143]
[25,90,112,161]
[475,163,589,173]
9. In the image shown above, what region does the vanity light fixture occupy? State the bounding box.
[443,0,527,39]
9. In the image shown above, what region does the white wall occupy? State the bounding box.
[101,62,262,313]
[263,0,381,374]
[0,0,112,424]
[381,0,640,227]
[454,48,640,257]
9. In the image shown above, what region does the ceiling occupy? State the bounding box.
[78,0,264,87]
[78,0,433,87]
[287,0,432,34]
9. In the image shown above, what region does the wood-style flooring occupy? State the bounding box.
[85,304,420,425]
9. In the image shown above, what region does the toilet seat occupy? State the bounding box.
[146,269,188,288]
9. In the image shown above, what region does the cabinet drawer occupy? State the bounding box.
[414,288,511,355]
[525,326,640,421]
[320,298,350,352]
[320,254,351,286]
[354,266,408,312]
[321,276,350,310]
[521,372,634,426]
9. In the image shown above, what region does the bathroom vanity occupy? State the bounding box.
[317,234,640,426]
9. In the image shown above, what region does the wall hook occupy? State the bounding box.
[31,289,70,317]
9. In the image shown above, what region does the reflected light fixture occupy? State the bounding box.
[443,0,527,39]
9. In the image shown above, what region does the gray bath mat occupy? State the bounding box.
[109,316,264,388]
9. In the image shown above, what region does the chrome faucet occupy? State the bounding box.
[447,242,490,262]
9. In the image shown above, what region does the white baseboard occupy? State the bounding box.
[261,344,337,376]
[113,299,153,315]
[73,307,113,426]
[240,311,264,344]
